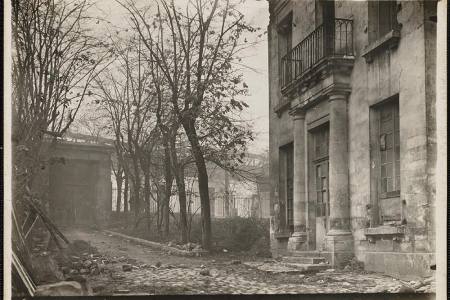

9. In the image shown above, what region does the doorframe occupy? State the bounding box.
[307,120,330,250]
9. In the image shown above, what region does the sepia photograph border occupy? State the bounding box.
[2,0,447,299]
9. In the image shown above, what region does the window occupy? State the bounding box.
[315,163,329,217]
[278,13,293,60]
[311,125,329,218]
[370,97,401,224]
[279,143,294,232]
[278,13,293,86]
[379,101,400,197]
[285,144,294,231]
[313,127,329,159]
[368,1,398,43]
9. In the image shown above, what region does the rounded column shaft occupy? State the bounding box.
[288,111,308,251]
[293,113,307,232]
[328,93,351,234]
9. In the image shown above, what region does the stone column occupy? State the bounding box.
[326,92,353,267]
[287,110,308,251]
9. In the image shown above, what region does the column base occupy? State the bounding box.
[325,231,354,268]
[287,231,308,251]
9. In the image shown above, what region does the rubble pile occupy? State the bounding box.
[343,257,364,272]
[167,241,204,253]
[53,240,113,279]
[387,277,435,293]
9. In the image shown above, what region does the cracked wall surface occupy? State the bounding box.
[268,0,436,279]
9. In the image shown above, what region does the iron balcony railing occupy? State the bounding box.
[280,18,354,89]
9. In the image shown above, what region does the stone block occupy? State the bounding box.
[325,234,354,268]
[398,241,414,252]
[35,281,85,296]
[287,233,308,251]
[414,240,431,252]
[371,239,394,252]
[282,256,326,264]
[365,252,435,280]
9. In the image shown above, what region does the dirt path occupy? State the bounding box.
[62,228,435,296]
[65,228,203,266]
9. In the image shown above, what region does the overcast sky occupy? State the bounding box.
[91,0,269,154]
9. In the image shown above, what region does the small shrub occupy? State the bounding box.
[108,213,271,254]
[190,216,270,253]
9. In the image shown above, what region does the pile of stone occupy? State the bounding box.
[392,277,435,293]
[63,252,110,277]
[343,257,364,272]
[167,241,203,252]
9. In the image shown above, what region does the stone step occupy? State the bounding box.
[288,250,322,257]
[280,262,329,273]
[282,256,326,264]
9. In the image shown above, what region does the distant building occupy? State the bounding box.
[170,153,270,219]
[268,0,437,279]
[36,132,113,228]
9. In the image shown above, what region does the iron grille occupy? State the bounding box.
[280,18,353,89]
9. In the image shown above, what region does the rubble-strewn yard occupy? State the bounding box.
[57,229,435,295]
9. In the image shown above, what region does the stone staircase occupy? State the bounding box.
[281,252,330,273]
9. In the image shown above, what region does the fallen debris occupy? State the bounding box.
[199,269,210,276]
[122,264,132,272]
[34,281,86,296]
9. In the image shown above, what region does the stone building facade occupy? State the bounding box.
[36,136,114,228]
[268,0,437,279]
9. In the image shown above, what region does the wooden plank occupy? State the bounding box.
[12,251,36,296]
[24,214,39,239]
[25,198,70,245]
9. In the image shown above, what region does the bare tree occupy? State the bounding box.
[122,0,259,250]
[12,0,111,223]
[95,33,157,228]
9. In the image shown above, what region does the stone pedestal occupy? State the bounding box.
[325,232,354,268]
[326,93,354,266]
[287,110,308,251]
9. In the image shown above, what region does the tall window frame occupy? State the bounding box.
[278,12,293,86]
[279,142,294,232]
[368,0,399,43]
[370,95,401,225]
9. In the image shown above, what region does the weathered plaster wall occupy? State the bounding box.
[268,0,436,278]
[49,142,113,228]
[337,1,435,279]
[424,0,437,263]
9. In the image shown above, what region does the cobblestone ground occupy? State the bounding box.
[64,229,435,296]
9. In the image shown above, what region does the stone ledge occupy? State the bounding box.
[364,251,434,280]
[281,56,354,101]
[103,230,207,257]
[273,97,291,117]
[362,29,401,63]
[273,231,291,239]
[364,226,406,236]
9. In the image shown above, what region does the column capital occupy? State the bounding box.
[328,91,350,102]
[289,106,306,120]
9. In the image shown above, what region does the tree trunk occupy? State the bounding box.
[124,175,129,213]
[156,188,161,237]
[115,169,123,217]
[143,171,152,231]
[163,143,173,238]
[169,138,188,243]
[181,118,212,250]
[132,158,140,218]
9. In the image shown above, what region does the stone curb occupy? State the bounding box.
[103,230,207,257]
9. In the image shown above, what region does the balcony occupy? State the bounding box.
[280,18,354,92]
